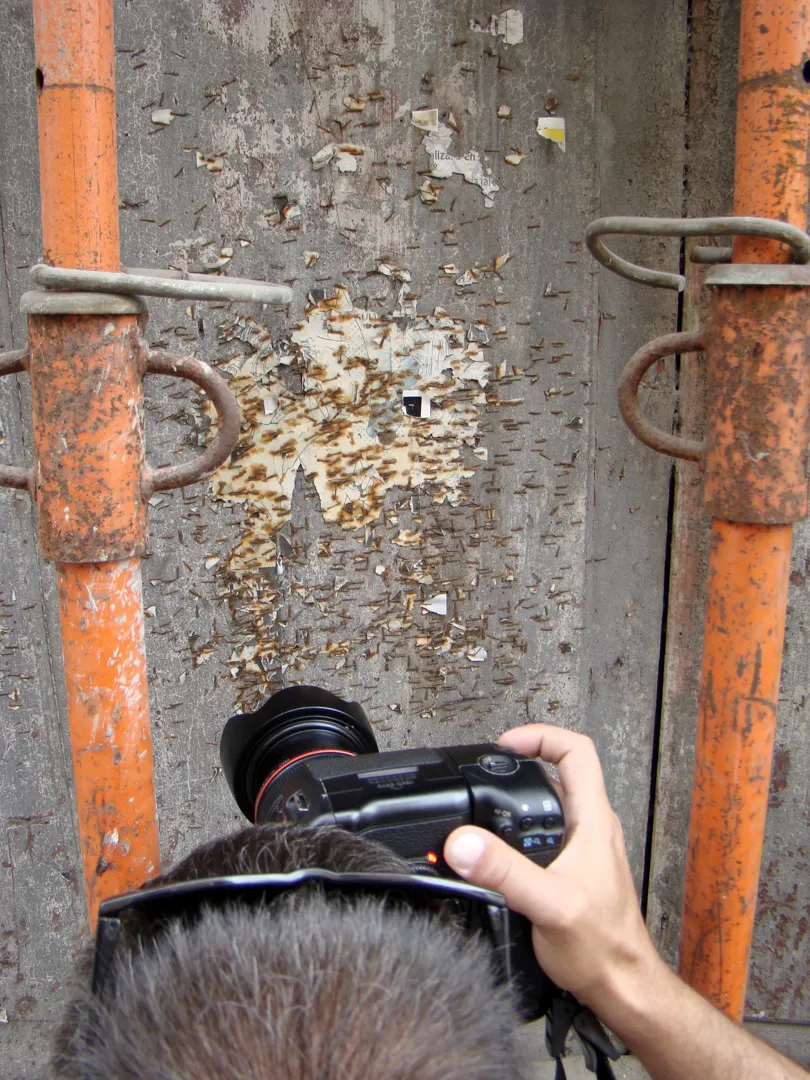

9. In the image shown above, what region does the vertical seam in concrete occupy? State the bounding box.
[640,0,694,918]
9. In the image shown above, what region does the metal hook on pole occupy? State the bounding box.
[586,0,810,1021]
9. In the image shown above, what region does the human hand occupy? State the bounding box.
[443,724,664,1014]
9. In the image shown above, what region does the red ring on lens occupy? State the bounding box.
[253,748,357,822]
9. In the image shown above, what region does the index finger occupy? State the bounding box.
[497,723,610,827]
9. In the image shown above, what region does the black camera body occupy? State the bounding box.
[256,744,563,873]
[221,686,564,1017]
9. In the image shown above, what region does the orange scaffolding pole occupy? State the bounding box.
[32,0,159,926]
[678,0,810,1018]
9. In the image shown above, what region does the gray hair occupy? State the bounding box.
[51,826,528,1080]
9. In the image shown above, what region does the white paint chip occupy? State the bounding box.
[504,151,524,166]
[195,151,225,172]
[411,108,439,132]
[393,100,412,121]
[151,108,175,126]
[470,9,524,45]
[467,646,488,663]
[393,529,423,548]
[424,593,448,615]
[498,104,512,119]
[311,143,337,170]
[536,116,566,151]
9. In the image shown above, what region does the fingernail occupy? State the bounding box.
[446,831,487,874]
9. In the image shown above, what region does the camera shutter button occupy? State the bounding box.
[478,753,519,776]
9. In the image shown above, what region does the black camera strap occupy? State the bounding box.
[546,991,621,1080]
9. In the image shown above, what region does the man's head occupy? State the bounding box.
[52,825,529,1080]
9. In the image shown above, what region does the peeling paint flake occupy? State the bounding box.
[410,108,439,132]
[210,286,492,573]
[311,143,337,170]
[151,108,175,126]
[424,593,448,615]
[536,116,566,151]
[195,150,225,172]
[470,9,524,45]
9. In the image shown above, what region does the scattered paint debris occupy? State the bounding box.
[419,178,441,204]
[470,9,524,45]
[455,267,482,287]
[151,108,175,126]
[393,529,423,548]
[494,253,512,272]
[536,116,566,151]
[420,123,499,207]
[497,105,512,119]
[210,287,492,574]
[410,108,439,132]
[195,151,225,172]
[424,593,448,615]
[311,143,336,170]
[335,150,358,172]
[343,95,366,112]
[504,151,524,166]
[304,251,320,268]
[393,100,412,121]
[467,646,488,663]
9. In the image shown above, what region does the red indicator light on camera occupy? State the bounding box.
[426,851,439,865]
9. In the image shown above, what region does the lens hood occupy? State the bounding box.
[220,685,378,820]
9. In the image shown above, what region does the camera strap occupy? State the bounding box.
[545,992,621,1080]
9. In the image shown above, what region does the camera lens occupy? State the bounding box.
[220,686,378,821]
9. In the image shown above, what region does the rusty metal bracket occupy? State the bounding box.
[143,351,241,497]
[618,330,707,463]
[585,216,810,290]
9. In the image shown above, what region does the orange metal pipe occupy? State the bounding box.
[678,0,810,1018]
[679,522,792,1018]
[33,0,159,925]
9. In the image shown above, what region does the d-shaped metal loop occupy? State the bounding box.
[617,329,707,461]
[585,216,810,291]
[0,348,33,491]
[142,352,241,497]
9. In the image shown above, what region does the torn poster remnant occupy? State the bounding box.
[536,116,566,152]
[211,286,492,573]
[470,9,524,46]
[414,111,499,207]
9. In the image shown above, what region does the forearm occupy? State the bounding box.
[592,953,808,1080]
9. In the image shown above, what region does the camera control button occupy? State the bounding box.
[542,815,558,829]
[498,823,515,840]
[478,753,519,776]
[519,816,533,831]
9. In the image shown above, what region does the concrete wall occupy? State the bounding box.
[0,0,806,1074]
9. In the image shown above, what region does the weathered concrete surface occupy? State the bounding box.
[0,0,802,1074]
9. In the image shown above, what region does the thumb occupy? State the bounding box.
[444,826,553,923]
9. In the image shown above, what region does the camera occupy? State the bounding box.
[220,685,564,873]
[220,685,564,1018]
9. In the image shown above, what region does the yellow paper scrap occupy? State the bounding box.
[536,116,565,151]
